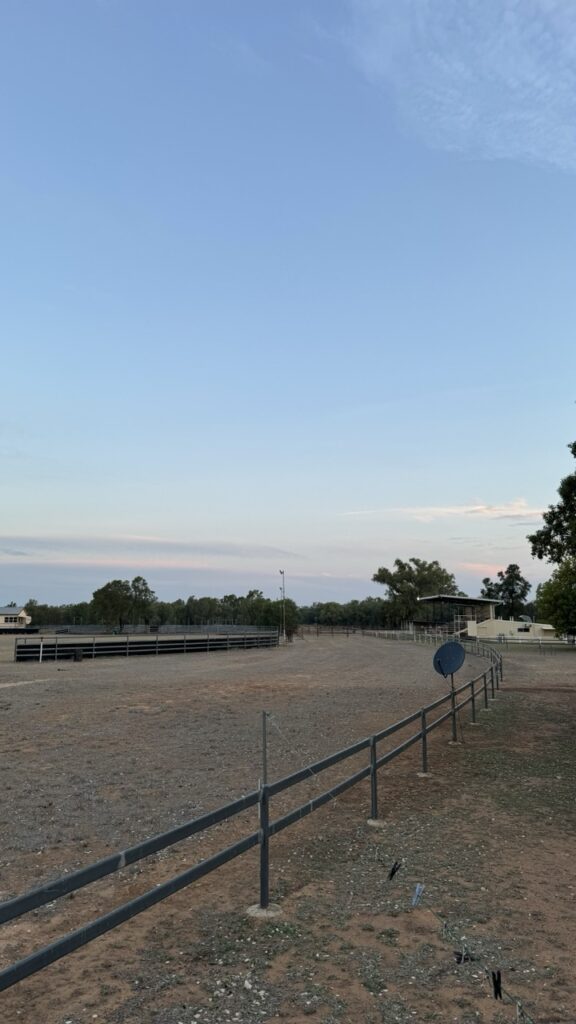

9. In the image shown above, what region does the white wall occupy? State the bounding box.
[0,612,32,628]
[467,618,556,640]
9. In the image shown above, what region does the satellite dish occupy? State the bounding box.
[433,641,466,679]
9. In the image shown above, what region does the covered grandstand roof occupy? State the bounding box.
[417,594,499,606]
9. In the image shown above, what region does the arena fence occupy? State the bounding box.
[303,624,575,652]
[13,630,279,663]
[0,639,503,992]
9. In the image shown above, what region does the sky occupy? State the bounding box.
[2,0,576,607]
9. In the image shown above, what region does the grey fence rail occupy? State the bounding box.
[0,639,503,993]
[14,630,279,663]
[304,624,576,652]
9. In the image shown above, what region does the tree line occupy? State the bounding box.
[20,556,535,635]
[24,578,300,635]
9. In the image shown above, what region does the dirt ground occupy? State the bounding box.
[0,636,574,1024]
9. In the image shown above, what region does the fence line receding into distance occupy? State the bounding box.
[0,634,502,992]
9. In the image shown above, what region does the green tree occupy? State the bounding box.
[194,596,221,623]
[24,598,65,627]
[92,580,133,629]
[480,564,531,619]
[494,564,531,619]
[131,576,156,624]
[185,596,198,624]
[317,602,346,627]
[372,558,462,624]
[357,596,389,628]
[151,601,173,626]
[528,441,576,563]
[280,598,299,637]
[536,560,576,636]
[480,577,500,599]
[220,594,241,623]
[169,598,187,625]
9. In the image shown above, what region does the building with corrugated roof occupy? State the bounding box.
[0,606,32,631]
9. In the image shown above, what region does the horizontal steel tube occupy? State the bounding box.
[423,691,453,713]
[269,764,371,836]
[0,832,259,993]
[427,707,454,731]
[0,790,259,925]
[376,730,421,767]
[373,709,421,742]
[268,738,371,797]
[454,676,480,695]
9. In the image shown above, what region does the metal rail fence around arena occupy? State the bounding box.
[13,629,279,662]
[0,639,502,992]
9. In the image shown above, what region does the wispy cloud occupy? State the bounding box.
[458,560,508,575]
[0,534,301,566]
[340,499,542,522]
[346,0,576,171]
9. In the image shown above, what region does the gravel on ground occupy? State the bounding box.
[0,636,574,1024]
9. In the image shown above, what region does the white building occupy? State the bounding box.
[466,617,556,641]
[0,606,32,630]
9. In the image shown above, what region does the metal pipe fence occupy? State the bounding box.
[307,624,576,654]
[0,642,502,992]
[14,630,279,663]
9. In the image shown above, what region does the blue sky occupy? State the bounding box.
[2,0,575,606]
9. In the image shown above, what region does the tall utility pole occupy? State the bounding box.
[279,569,286,642]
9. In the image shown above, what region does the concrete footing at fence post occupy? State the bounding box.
[417,771,432,778]
[246,903,282,920]
[366,818,387,829]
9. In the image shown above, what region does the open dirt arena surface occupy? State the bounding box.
[0,636,575,1024]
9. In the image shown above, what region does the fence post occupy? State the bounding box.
[483,672,489,710]
[369,736,378,819]
[490,666,495,700]
[499,655,504,683]
[420,708,428,774]
[470,680,476,724]
[261,711,268,787]
[259,783,270,910]
[450,686,457,742]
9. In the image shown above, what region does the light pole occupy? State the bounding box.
[279,569,286,642]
